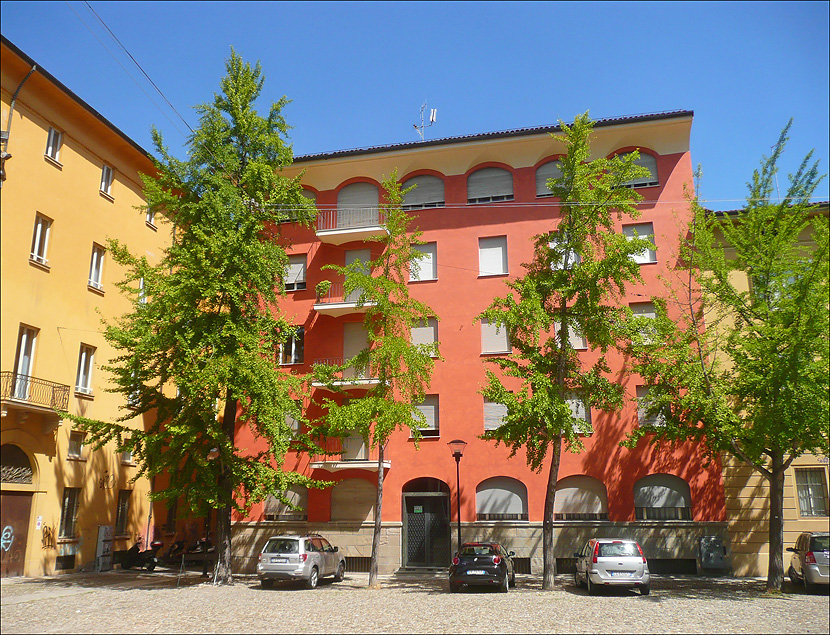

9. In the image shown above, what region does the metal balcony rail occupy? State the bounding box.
[314,282,367,305]
[316,207,385,232]
[1,371,70,411]
[310,435,376,463]
[311,358,375,381]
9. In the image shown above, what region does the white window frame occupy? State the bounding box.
[467,167,514,204]
[566,394,592,434]
[410,242,437,281]
[68,430,85,459]
[483,398,508,431]
[794,468,829,517]
[59,487,81,538]
[554,317,587,350]
[636,385,665,427]
[279,327,304,365]
[549,234,581,270]
[100,164,114,196]
[536,160,562,198]
[411,318,438,352]
[481,319,510,354]
[285,254,307,291]
[618,151,659,188]
[75,344,96,395]
[402,175,445,210]
[14,325,38,400]
[45,127,62,162]
[630,301,658,344]
[413,395,439,437]
[115,489,132,536]
[145,208,156,227]
[478,236,508,277]
[88,243,105,290]
[623,223,657,264]
[30,214,52,266]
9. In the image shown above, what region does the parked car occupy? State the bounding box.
[448,542,515,593]
[787,531,829,592]
[574,538,650,595]
[256,534,346,589]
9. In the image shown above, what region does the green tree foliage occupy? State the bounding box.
[66,50,322,584]
[622,120,829,591]
[478,113,653,590]
[313,170,440,587]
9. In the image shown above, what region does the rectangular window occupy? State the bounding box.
[30,214,52,266]
[88,244,105,290]
[121,449,134,464]
[59,487,81,538]
[483,399,507,431]
[566,394,592,434]
[138,277,146,304]
[285,254,307,291]
[623,223,657,264]
[636,385,664,427]
[145,209,156,226]
[411,243,437,281]
[68,431,85,458]
[45,127,62,162]
[411,318,438,350]
[479,236,508,276]
[165,498,178,533]
[795,468,829,517]
[549,234,580,270]
[100,164,113,196]
[414,395,439,437]
[115,490,132,536]
[554,317,587,350]
[75,344,95,395]
[280,327,304,365]
[14,325,38,400]
[630,302,657,344]
[481,319,510,354]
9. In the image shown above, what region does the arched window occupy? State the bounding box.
[1,444,33,484]
[330,478,375,522]
[337,182,380,229]
[263,485,308,520]
[634,474,692,520]
[467,167,514,204]
[617,151,659,188]
[536,161,562,197]
[402,175,445,210]
[553,475,608,520]
[476,476,528,521]
[301,189,317,204]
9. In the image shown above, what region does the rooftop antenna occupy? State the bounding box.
[413,101,437,141]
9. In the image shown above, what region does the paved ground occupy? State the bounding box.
[1,568,828,634]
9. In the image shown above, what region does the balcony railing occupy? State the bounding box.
[311,357,378,381]
[314,283,365,305]
[1,371,70,411]
[317,207,385,232]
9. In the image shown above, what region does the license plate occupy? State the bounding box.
[610,571,632,577]
[467,570,486,575]
[271,557,287,564]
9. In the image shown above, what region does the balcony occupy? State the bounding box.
[309,435,390,472]
[316,208,387,245]
[313,282,377,317]
[310,358,380,392]
[1,371,70,432]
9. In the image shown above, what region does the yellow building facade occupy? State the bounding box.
[1,36,170,576]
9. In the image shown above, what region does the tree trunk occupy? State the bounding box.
[369,442,384,589]
[214,391,238,585]
[542,434,563,590]
[766,450,786,592]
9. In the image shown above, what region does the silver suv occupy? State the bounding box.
[257,534,346,589]
[574,538,650,595]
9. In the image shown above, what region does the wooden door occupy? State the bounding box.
[1,492,32,577]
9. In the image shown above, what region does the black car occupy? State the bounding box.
[449,542,515,593]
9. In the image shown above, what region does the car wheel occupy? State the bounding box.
[260,579,273,590]
[574,571,582,588]
[306,566,319,590]
[334,561,345,582]
[510,572,516,588]
[788,567,798,583]
[804,577,816,594]
[586,575,596,596]
[640,584,650,596]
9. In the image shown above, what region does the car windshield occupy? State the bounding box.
[810,535,829,552]
[263,539,298,554]
[598,542,640,557]
[460,545,496,556]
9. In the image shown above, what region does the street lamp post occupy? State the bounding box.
[447,439,467,554]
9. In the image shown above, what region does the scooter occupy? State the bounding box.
[121,538,164,571]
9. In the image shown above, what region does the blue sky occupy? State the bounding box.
[2,1,828,210]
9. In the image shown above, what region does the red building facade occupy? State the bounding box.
[233,111,730,575]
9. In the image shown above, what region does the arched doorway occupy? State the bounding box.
[1,444,35,577]
[402,478,451,568]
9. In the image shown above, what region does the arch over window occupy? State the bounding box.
[553,475,608,520]
[402,175,445,210]
[331,478,375,522]
[263,485,308,520]
[476,476,528,521]
[617,151,659,188]
[336,182,380,229]
[634,474,692,520]
[1,444,33,485]
[301,189,317,204]
[403,477,449,494]
[536,161,563,197]
[467,167,514,204]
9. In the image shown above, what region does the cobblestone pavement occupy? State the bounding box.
[1,568,828,634]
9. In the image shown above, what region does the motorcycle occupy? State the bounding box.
[121,538,164,571]
[160,539,187,566]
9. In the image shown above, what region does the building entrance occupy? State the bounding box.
[402,478,451,568]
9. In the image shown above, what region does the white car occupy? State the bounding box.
[787,532,829,592]
[574,538,650,595]
[257,534,346,589]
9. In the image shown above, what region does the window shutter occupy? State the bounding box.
[623,223,657,263]
[415,396,439,435]
[411,318,437,346]
[337,183,379,228]
[403,175,445,209]
[619,152,659,187]
[478,236,507,276]
[467,167,513,202]
[286,255,306,288]
[536,161,562,197]
[483,399,507,431]
[411,243,437,280]
[481,319,510,354]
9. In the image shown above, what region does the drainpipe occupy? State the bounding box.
[1,64,37,185]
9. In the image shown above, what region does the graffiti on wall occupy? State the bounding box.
[41,525,56,550]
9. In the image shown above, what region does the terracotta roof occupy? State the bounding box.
[294,110,694,163]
